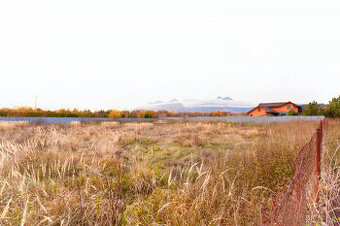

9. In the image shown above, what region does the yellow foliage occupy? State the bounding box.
[109,110,122,119]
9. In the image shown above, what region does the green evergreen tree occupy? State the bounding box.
[325,95,340,118]
[302,101,324,116]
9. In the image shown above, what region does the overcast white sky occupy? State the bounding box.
[0,0,339,110]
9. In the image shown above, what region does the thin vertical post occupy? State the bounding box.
[315,120,322,204]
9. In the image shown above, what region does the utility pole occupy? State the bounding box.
[34,96,38,112]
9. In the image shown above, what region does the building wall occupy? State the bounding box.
[248,107,267,116]
[271,103,299,113]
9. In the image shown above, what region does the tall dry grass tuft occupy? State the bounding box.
[101,121,119,128]
[124,122,154,131]
[0,121,29,129]
[70,121,81,126]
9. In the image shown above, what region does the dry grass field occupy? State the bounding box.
[0,120,332,225]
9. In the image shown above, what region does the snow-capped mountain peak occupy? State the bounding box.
[217,96,233,101]
[138,97,255,113]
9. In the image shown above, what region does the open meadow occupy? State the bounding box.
[0,120,338,225]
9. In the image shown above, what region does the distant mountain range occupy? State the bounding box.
[138,97,256,113]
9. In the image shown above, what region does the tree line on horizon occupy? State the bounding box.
[0,107,237,119]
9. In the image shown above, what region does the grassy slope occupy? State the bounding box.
[0,120,318,225]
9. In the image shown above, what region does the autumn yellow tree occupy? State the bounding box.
[214,110,223,116]
[136,111,144,118]
[109,110,122,119]
[121,111,129,118]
